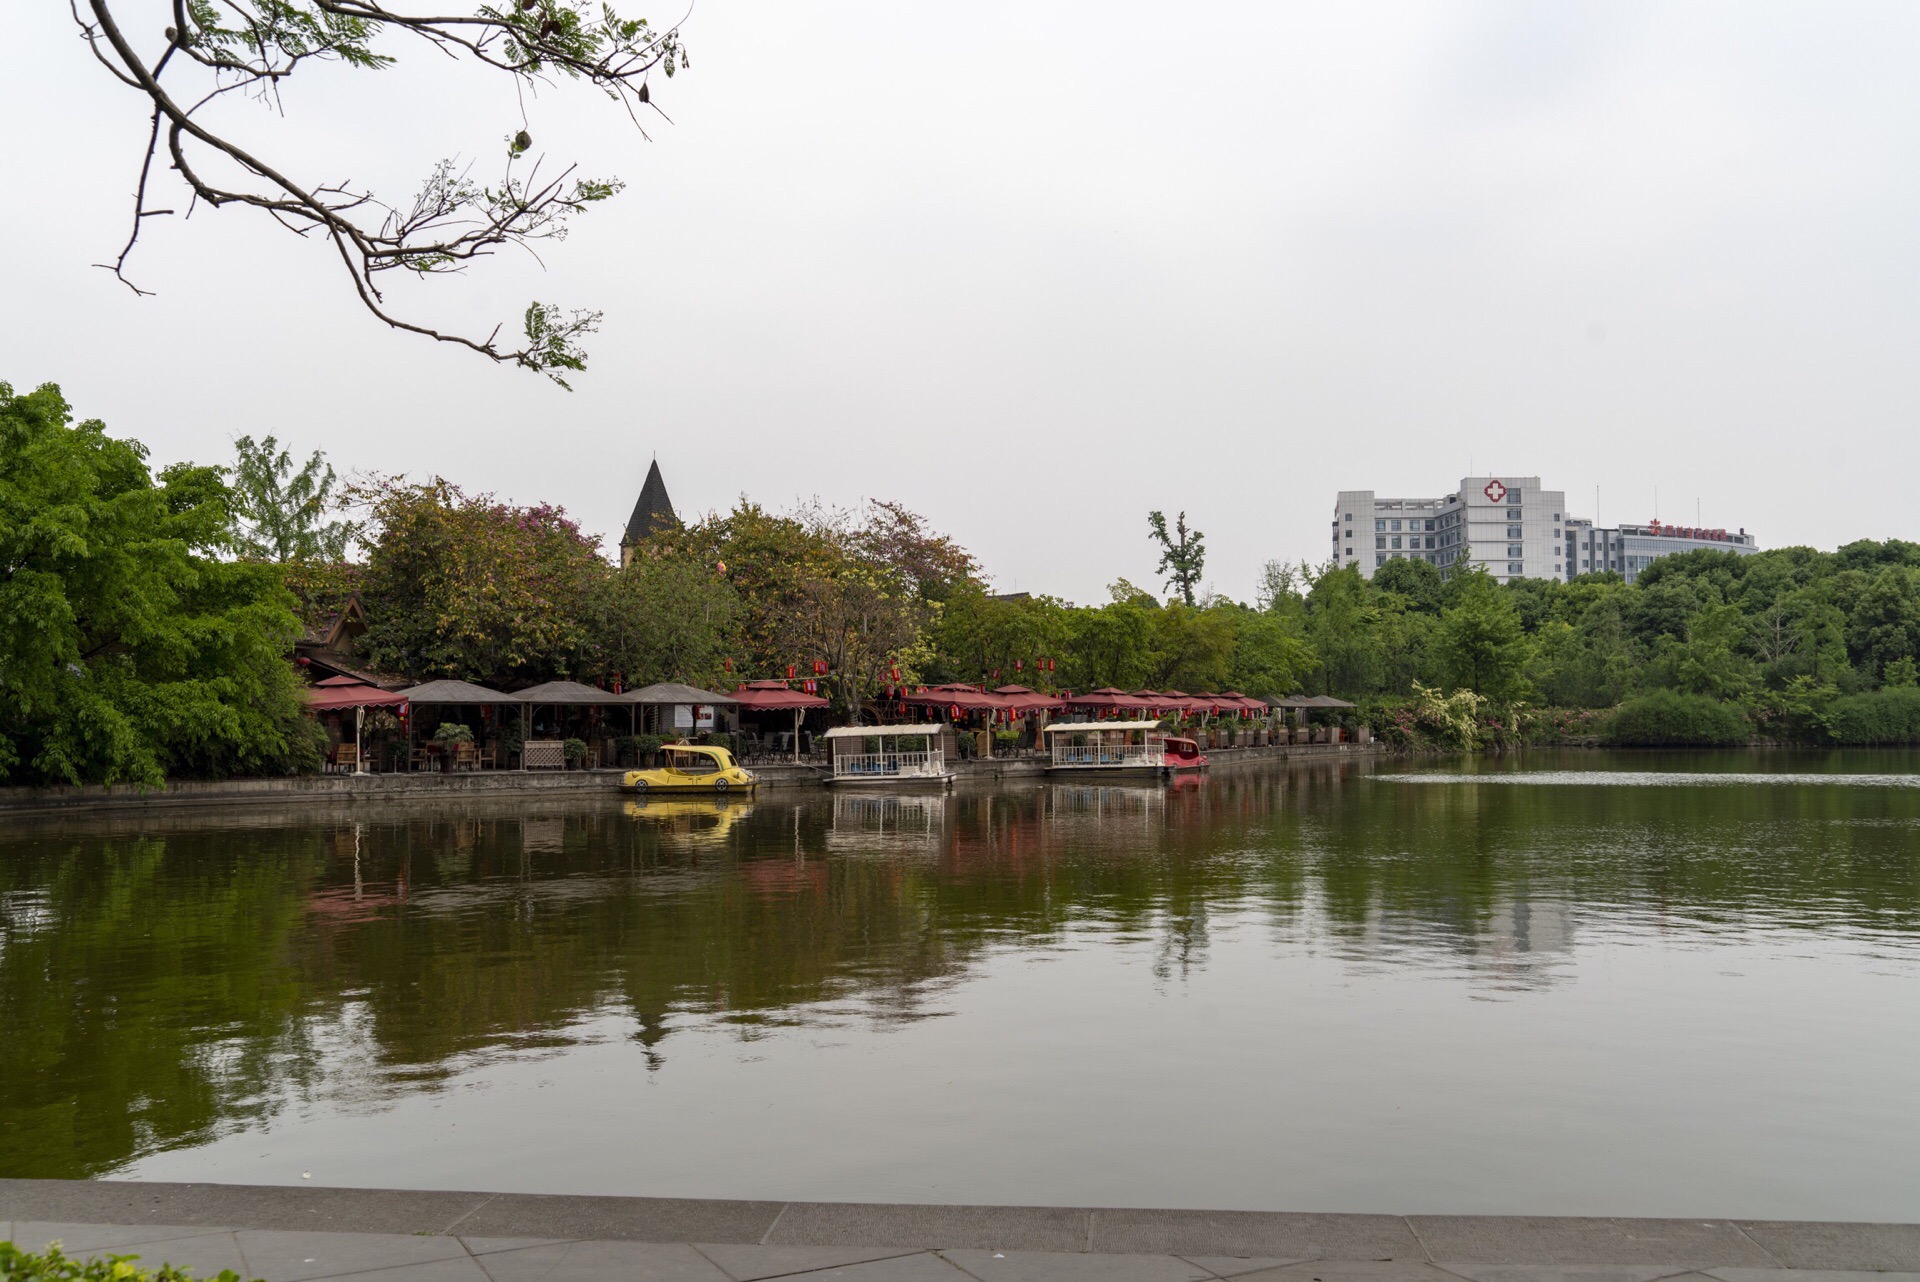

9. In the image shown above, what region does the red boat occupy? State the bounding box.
[1161,736,1209,774]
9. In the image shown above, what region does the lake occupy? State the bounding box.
[4,749,1918,1219]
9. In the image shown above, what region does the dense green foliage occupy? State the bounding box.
[1825,687,1920,745]
[1602,691,1751,746]
[0,383,323,786]
[0,1240,250,1281]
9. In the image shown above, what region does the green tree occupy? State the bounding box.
[353,477,606,685]
[1434,571,1532,703]
[230,434,358,562]
[1371,557,1444,613]
[1147,510,1206,607]
[597,552,739,690]
[0,381,323,785]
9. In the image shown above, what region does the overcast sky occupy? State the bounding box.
[7,1,1919,603]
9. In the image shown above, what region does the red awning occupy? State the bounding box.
[901,683,1002,712]
[731,681,830,710]
[990,684,1066,713]
[306,686,409,711]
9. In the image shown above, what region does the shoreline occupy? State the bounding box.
[0,742,1384,816]
[4,1178,1917,1280]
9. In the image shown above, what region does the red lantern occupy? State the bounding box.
[786,664,797,680]
[1015,659,1023,671]
[813,659,828,676]
[950,703,962,719]
[724,658,734,672]
[889,665,900,681]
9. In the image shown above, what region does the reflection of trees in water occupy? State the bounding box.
[3,759,1918,1178]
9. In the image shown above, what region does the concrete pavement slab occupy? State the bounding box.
[1437,1266,1697,1282]
[70,1231,252,1280]
[692,1242,929,1279]
[1709,1272,1920,1282]
[0,1180,492,1237]
[473,1239,730,1281]
[234,1228,470,1281]
[774,1255,964,1279]
[766,1205,1091,1253]
[1408,1220,1778,1268]
[456,1237,577,1255]
[317,1259,491,1282]
[1091,1212,1421,1260]
[1732,1224,1920,1272]
[454,1194,784,1245]
[942,1248,1212,1280]
[1178,1259,1306,1279]
[10,1222,234,1253]
[1228,1262,1468,1282]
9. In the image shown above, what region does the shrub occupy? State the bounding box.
[1602,690,1748,746]
[634,734,665,755]
[562,737,588,763]
[705,731,735,752]
[1824,687,1920,745]
[431,722,474,744]
[0,1239,257,1281]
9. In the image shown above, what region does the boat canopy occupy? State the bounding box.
[663,743,735,763]
[823,724,942,739]
[1043,719,1162,734]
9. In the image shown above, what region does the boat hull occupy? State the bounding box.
[826,772,956,789]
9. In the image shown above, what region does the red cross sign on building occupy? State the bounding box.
[1483,479,1508,503]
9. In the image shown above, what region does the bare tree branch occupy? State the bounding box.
[71,0,687,384]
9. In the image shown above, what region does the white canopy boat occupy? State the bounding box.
[1043,720,1175,776]
[823,725,956,789]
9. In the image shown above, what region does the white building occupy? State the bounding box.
[1331,477,1568,584]
[1564,519,1758,583]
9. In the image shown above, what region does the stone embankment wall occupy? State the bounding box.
[0,743,1380,816]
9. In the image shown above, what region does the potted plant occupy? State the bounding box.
[563,737,589,769]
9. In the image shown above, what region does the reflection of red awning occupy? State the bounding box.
[731,681,830,710]
[306,685,408,711]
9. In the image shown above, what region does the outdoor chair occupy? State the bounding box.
[410,746,435,772]
[453,742,478,771]
[334,744,360,774]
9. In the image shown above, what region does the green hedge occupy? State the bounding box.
[1602,690,1749,746]
[1825,687,1920,745]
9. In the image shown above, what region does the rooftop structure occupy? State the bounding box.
[619,459,677,566]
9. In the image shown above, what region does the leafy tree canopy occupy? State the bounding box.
[0,381,322,785]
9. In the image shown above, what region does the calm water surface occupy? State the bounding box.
[4,749,1919,1218]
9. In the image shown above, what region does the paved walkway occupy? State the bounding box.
[4,1181,1917,1282]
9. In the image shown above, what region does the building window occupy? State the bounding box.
[1507,525,1522,539]
[1508,562,1524,574]
[1390,519,1402,531]
[1425,536,1435,549]
[1508,544,1524,557]
[1375,519,1385,531]
[1507,491,1521,505]
[1344,513,1352,522]
[1345,548,1353,557]
[1425,519,1435,531]
[1391,536,1402,549]
[1376,554,1386,567]
[1344,529,1352,540]
[1375,536,1386,549]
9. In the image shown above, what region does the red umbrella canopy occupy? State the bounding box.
[731,682,830,710]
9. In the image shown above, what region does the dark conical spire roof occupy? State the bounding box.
[622,459,676,546]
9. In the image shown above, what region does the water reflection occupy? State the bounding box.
[1,750,1917,1210]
